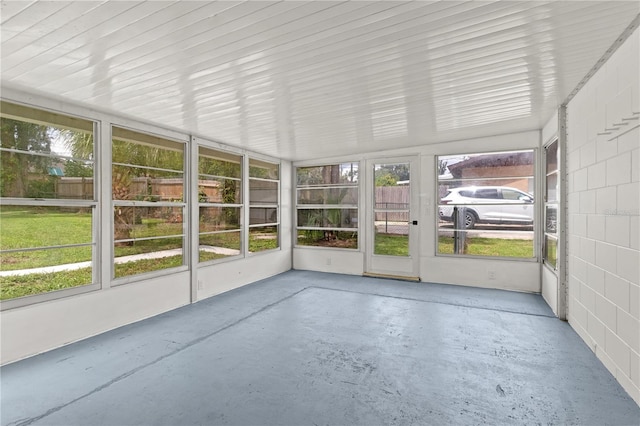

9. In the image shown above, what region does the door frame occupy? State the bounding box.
[364,156,420,280]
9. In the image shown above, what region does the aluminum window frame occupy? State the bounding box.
[110,125,188,283]
[248,157,280,254]
[0,102,100,310]
[295,162,359,250]
[436,149,537,260]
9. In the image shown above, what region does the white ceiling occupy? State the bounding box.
[1,1,639,161]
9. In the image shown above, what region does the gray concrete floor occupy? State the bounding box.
[2,270,639,426]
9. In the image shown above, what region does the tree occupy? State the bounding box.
[0,118,53,197]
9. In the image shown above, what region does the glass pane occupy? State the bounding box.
[249,179,278,204]
[198,147,241,179]
[545,235,558,268]
[438,202,534,230]
[249,226,278,252]
[199,231,241,262]
[249,159,279,179]
[199,206,241,231]
[545,205,558,234]
[297,208,357,228]
[437,228,534,257]
[296,163,358,185]
[1,112,93,158]
[114,206,184,243]
[546,140,558,174]
[112,131,184,202]
[198,178,241,204]
[250,207,278,225]
[1,205,92,252]
[0,151,95,199]
[373,228,409,256]
[1,262,93,301]
[546,172,558,203]
[296,230,358,249]
[297,187,358,205]
[113,206,184,277]
[374,163,410,186]
[112,165,184,201]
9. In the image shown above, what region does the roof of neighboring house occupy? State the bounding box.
[447,152,533,178]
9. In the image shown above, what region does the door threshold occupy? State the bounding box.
[363,272,421,282]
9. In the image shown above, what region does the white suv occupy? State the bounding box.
[439,186,534,229]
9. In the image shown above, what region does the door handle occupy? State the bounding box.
[411,220,418,225]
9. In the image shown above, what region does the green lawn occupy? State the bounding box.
[375,233,409,256]
[0,207,93,270]
[438,236,534,257]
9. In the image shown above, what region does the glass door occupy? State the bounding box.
[365,158,419,280]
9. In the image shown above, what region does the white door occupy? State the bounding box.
[365,158,419,280]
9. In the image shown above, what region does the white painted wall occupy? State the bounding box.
[1,272,191,364]
[292,131,542,293]
[565,26,640,404]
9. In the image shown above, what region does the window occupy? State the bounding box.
[544,140,559,269]
[198,147,242,262]
[111,127,186,279]
[0,102,96,302]
[248,158,279,252]
[296,163,358,249]
[437,150,535,258]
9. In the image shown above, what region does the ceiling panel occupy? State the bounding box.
[1,1,638,161]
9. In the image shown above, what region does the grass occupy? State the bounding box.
[375,233,409,256]
[438,236,533,257]
[0,268,92,300]
[0,207,93,270]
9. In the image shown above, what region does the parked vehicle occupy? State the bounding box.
[439,186,533,229]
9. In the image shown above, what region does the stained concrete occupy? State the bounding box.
[1,270,639,425]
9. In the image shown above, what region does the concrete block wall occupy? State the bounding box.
[566,26,640,404]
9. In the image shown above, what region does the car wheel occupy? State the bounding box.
[464,211,477,229]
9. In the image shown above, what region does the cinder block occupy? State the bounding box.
[573,168,589,192]
[596,292,617,331]
[587,263,606,295]
[581,141,597,168]
[617,182,640,214]
[588,162,607,190]
[596,134,618,162]
[571,256,588,284]
[605,215,630,247]
[581,280,597,311]
[581,190,597,214]
[604,272,631,312]
[630,284,639,320]
[570,213,587,237]
[631,350,639,387]
[605,327,631,376]
[632,148,639,183]
[617,246,640,285]
[617,125,639,154]
[617,308,640,353]
[587,214,605,240]
[606,152,632,186]
[587,311,606,349]
[631,216,639,250]
[581,237,596,264]
[595,241,618,273]
[595,186,617,215]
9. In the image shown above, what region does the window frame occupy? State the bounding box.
[435,149,537,260]
[197,145,243,264]
[295,162,359,250]
[543,139,559,271]
[247,157,281,254]
[0,102,100,310]
[110,125,188,284]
